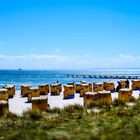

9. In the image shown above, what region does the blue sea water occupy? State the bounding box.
[0,68,140,89]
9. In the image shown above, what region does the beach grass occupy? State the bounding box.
[1,99,140,140]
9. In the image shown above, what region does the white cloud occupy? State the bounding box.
[11,55,26,60]
[29,54,57,59]
[28,54,68,62]
[0,54,96,69]
[0,53,139,69]
[0,55,27,60]
[114,54,140,62]
[119,54,136,61]
[0,54,8,59]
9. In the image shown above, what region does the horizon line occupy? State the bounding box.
[0,68,140,71]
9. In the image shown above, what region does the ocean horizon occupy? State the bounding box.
[0,68,140,89]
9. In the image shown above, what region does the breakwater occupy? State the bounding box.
[66,74,140,79]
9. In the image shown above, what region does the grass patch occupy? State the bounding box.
[1,101,140,139]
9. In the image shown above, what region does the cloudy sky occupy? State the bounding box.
[0,0,140,69]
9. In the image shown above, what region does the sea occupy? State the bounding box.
[0,68,140,89]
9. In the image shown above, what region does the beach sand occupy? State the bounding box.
[8,89,140,115]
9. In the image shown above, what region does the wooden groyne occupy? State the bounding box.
[66,74,140,79]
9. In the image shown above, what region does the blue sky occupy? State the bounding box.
[0,0,140,69]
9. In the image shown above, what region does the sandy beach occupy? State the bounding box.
[8,88,140,115]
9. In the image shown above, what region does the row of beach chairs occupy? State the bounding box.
[0,80,140,115]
